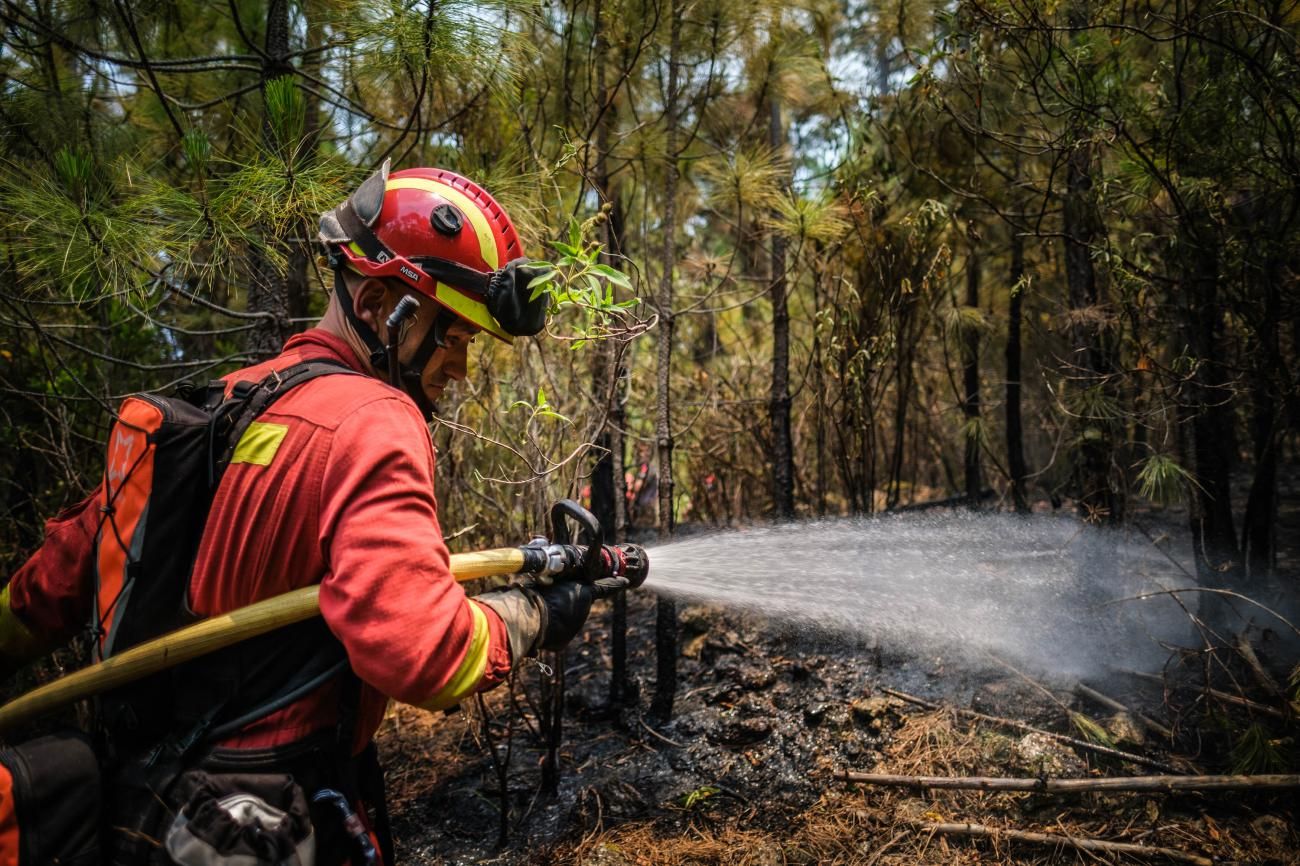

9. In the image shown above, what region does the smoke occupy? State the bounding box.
[645,512,1205,684]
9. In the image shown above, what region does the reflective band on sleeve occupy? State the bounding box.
[0,586,43,667]
[231,422,289,467]
[419,601,491,712]
[385,178,500,269]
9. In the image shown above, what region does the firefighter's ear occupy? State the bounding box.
[351,278,390,331]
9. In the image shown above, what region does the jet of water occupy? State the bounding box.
[644,512,1198,682]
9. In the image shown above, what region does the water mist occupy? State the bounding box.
[644,512,1199,684]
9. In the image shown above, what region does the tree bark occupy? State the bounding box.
[962,224,981,502]
[651,0,681,723]
[247,0,294,356]
[589,0,633,707]
[768,97,795,519]
[1005,230,1029,512]
[1062,3,1121,524]
[1182,216,1238,583]
[1242,277,1280,578]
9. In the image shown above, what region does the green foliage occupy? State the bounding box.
[1136,454,1194,506]
[528,217,637,349]
[1230,724,1293,775]
[679,784,721,809]
[1069,711,1116,748]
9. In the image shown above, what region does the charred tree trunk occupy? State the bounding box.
[589,0,633,707]
[1182,221,1239,583]
[962,224,981,502]
[1242,276,1280,579]
[769,97,795,519]
[1063,139,1119,523]
[651,0,681,723]
[284,0,323,331]
[247,0,294,356]
[1061,2,1121,524]
[1005,230,1029,513]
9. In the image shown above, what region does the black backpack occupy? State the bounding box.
[92,360,358,753]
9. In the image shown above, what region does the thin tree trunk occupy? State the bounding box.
[248,0,294,356]
[1005,230,1028,513]
[1062,2,1120,524]
[651,0,681,723]
[962,225,981,502]
[768,97,795,519]
[1183,225,1239,583]
[590,0,632,707]
[284,0,322,331]
[1242,278,1280,578]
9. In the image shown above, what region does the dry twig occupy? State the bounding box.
[837,770,1300,793]
[1075,681,1174,739]
[881,687,1185,774]
[1120,668,1289,720]
[900,818,1215,866]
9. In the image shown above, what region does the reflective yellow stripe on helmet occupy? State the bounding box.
[385,178,500,269]
[435,282,512,343]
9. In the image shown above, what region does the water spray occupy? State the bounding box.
[0,500,648,735]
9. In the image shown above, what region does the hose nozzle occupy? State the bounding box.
[515,500,650,598]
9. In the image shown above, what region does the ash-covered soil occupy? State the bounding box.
[379,592,927,863]
[375,588,1298,865]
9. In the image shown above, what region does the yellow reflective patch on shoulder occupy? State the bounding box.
[231,421,289,466]
[419,601,491,712]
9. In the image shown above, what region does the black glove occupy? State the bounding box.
[477,580,595,661]
[532,580,595,652]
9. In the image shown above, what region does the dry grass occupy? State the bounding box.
[552,710,1297,866]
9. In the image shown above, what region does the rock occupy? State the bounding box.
[580,844,633,866]
[1012,732,1087,777]
[803,702,852,730]
[850,696,903,731]
[788,657,827,682]
[679,604,720,635]
[1106,711,1146,746]
[682,632,709,659]
[715,658,777,692]
[1251,814,1292,849]
[708,717,773,747]
[746,841,783,866]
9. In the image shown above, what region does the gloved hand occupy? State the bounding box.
[477,581,596,661]
[533,580,595,652]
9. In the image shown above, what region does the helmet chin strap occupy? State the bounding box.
[333,267,457,417]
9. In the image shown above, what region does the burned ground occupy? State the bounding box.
[378,583,1299,866]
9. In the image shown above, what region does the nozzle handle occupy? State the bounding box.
[549,499,605,582]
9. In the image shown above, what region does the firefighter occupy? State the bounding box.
[0,162,594,865]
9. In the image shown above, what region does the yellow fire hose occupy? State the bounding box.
[0,547,527,736]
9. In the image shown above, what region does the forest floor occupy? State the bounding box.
[378,497,1300,866]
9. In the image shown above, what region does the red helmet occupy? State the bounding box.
[319,161,542,343]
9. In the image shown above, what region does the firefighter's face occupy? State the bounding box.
[417,320,477,403]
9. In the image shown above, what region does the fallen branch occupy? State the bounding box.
[837,770,1300,793]
[1119,669,1289,720]
[1074,682,1174,739]
[902,819,1214,866]
[881,687,1184,774]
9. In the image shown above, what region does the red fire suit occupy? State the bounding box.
[3,328,513,749]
